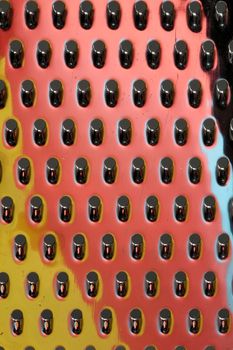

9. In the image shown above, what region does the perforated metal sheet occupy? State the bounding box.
[0,1,233,349]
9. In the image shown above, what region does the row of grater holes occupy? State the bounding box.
[0,194,223,224]
[0,304,230,337]
[11,232,231,262]
[0,269,226,299]
[0,78,231,109]
[3,117,231,149]
[9,155,231,187]
[8,38,232,72]
[1,0,225,33]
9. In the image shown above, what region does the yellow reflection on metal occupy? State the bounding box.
[0,58,120,349]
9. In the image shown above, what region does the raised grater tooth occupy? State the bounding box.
[103,157,117,184]
[11,309,23,335]
[117,195,130,222]
[105,79,119,108]
[52,1,67,30]
[43,233,56,261]
[0,272,9,298]
[188,308,201,334]
[217,308,230,333]
[116,271,128,297]
[59,196,72,222]
[0,79,7,108]
[146,40,161,70]
[92,40,106,69]
[30,195,43,223]
[145,196,159,222]
[146,118,160,145]
[160,233,173,260]
[174,195,188,222]
[56,271,69,298]
[216,156,229,186]
[14,234,27,261]
[159,308,172,334]
[18,158,31,185]
[77,80,91,107]
[217,233,229,259]
[100,308,112,334]
[73,233,86,260]
[214,78,230,109]
[118,118,131,146]
[129,308,142,334]
[160,79,174,107]
[5,119,18,147]
[160,1,175,31]
[145,271,157,297]
[40,309,53,335]
[25,1,39,29]
[46,157,60,184]
[86,271,99,297]
[200,40,215,71]
[64,40,79,68]
[188,79,202,108]
[174,40,188,70]
[203,195,216,222]
[188,233,201,260]
[119,40,133,69]
[33,119,47,146]
[188,157,202,184]
[49,80,63,107]
[1,196,14,223]
[174,118,188,146]
[88,195,101,222]
[174,271,187,297]
[9,40,24,69]
[21,80,35,107]
[131,157,145,184]
[133,79,147,107]
[79,1,94,30]
[26,272,39,298]
[131,233,143,260]
[90,118,103,146]
[203,271,216,297]
[106,1,121,30]
[202,118,216,146]
[75,157,89,184]
[0,0,12,30]
[70,309,83,335]
[133,1,148,31]
[160,157,173,184]
[61,119,75,146]
[102,233,114,260]
[64,40,78,69]
[228,39,233,64]
[37,40,51,69]
[215,1,228,30]
[187,1,202,32]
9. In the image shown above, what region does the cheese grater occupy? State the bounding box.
[0,0,233,349]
